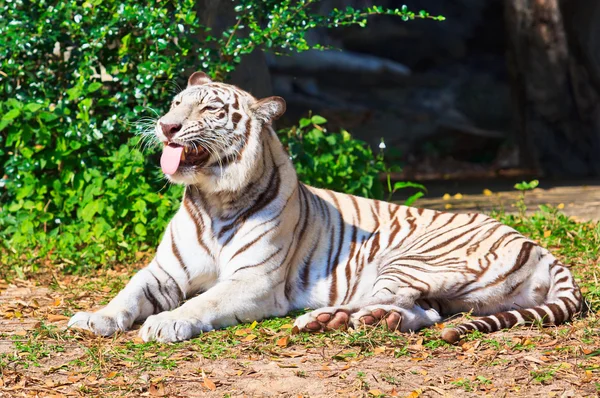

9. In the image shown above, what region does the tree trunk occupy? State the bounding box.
[505,0,600,176]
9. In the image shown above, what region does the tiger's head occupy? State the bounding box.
[155,71,286,191]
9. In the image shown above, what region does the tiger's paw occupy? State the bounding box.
[293,306,352,333]
[139,312,209,343]
[350,305,404,331]
[68,311,133,337]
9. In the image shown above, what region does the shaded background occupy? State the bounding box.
[205,0,600,182]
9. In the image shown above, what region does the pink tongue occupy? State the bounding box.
[160,145,184,175]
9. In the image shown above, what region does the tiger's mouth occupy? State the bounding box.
[160,142,210,175]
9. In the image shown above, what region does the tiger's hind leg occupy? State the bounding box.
[293,299,443,333]
[293,306,354,332]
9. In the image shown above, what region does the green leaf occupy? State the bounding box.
[299,118,311,128]
[514,180,539,191]
[24,103,43,113]
[2,108,21,121]
[134,223,147,236]
[88,82,103,93]
[311,115,327,125]
[393,181,427,192]
[404,191,424,207]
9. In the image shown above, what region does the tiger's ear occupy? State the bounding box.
[187,71,212,87]
[251,96,286,124]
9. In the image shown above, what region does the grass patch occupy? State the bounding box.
[0,202,598,396]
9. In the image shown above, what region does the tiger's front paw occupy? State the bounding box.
[139,312,210,343]
[68,310,134,337]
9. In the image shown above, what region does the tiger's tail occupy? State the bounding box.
[441,262,583,344]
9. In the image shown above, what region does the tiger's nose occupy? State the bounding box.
[160,122,182,139]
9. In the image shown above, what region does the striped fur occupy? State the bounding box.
[68,72,583,343]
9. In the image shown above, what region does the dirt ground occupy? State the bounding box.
[1,185,599,397]
[0,273,598,398]
[401,179,600,223]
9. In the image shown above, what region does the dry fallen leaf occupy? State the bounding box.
[47,314,70,322]
[277,363,298,368]
[368,389,383,396]
[203,378,216,391]
[539,339,558,347]
[276,336,289,347]
[581,370,593,383]
[427,386,447,396]
[559,362,572,369]
[201,370,217,391]
[407,389,423,398]
[149,382,166,396]
[280,351,304,358]
[132,337,145,344]
[280,324,293,329]
[544,230,551,238]
[242,334,257,342]
[106,371,118,379]
[524,356,545,365]
[67,375,82,383]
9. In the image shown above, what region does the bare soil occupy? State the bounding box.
[0,274,598,398]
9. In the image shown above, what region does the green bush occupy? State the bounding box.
[280,115,387,199]
[0,1,441,273]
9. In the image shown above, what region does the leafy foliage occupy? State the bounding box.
[514,180,539,191]
[0,0,441,271]
[205,1,445,79]
[280,115,387,199]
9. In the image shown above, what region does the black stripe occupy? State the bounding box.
[142,286,160,314]
[149,270,175,307]
[231,247,283,275]
[156,260,184,301]
[171,225,191,280]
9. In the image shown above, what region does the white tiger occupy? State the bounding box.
[68,72,582,344]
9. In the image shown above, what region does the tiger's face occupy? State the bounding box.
[155,72,285,187]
